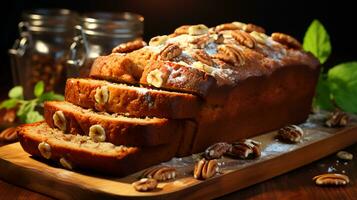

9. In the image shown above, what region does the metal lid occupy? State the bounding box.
[22,9,78,33]
[79,12,144,38]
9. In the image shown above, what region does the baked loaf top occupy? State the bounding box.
[90,22,319,95]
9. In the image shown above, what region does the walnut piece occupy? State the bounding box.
[159,43,182,61]
[226,139,261,159]
[313,173,350,186]
[141,166,177,181]
[271,32,302,49]
[112,39,147,53]
[277,125,304,143]
[325,109,349,128]
[204,142,232,160]
[132,178,158,192]
[193,158,218,180]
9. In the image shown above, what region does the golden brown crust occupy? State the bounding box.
[65,78,201,119]
[44,101,179,147]
[17,122,181,176]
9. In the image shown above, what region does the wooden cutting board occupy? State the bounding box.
[0,113,356,200]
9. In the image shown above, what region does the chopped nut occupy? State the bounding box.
[38,142,52,159]
[59,157,73,170]
[94,86,109,105]
[0,127,17,143]
[149,35,169,46]
[141,166,177,181]
[204,142,232,160]
[250,31,269,44]
[112,39,147,53]
[132,178,158,192]
[313,173,350,186]
[213,44,245,67]
[191,61,215,73]
[271,32,302,49]
[337,151,353,161]
[194,158,218,180]
[53,111,66,131]
[226,139,261,159]
[231,30,257,48]
[277,125,304,143]
[146,69,165,88]
[192,49,214,66]
[325,110,349,128]
[188,24,209,36]
[89,124,106,142]
[159,43,182,61]
[214,33,225,44]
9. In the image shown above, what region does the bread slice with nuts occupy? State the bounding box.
[44,101,186,147]
[17,122,181,176]
[65,78,201,119]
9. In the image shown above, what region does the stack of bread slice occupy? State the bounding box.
[17,22,320,176]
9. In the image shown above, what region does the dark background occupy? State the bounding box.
[1,0,356,91]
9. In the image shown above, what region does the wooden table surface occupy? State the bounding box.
[0,142,355,200]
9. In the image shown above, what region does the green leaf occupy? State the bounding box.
[39,92,64,102]
[303,19,331,64]
[16,100,37,123]
[25,111,44,123]
[34,81,45,97]
[0,99,19,109]
[8,86,23,99]
[312,74,334,111]
[328,62,357,113]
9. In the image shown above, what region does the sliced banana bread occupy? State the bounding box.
[44,101,184,147]
[65,78,201,119]
[17,122,180,176]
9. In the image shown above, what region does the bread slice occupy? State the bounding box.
[17,122,180,176]
[44,101,181,147]
[65,78,201,119]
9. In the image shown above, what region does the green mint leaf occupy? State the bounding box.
[34,81,45,97]
[8,86,24,99]
[328,62,357,113]
[312,74,334,111]
[303,19,331,64]
[39,92,64,102]
[25,111,44,123]
[0,99,19,109]
[16,100,37,123]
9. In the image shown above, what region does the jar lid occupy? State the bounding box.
[22,9,78,33]
[80,12,144,38]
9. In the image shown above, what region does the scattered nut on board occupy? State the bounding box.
[336,151,353,161]
[313,173,350,186]
[325,110,349,128]
[0,127,18,143]
[141,166,177,181]
[204,142,232,160]
[225,139,261,159]
[277,125,304,143]
[132,178,158,192]
[193,158,218,180]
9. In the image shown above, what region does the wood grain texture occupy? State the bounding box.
[0,119,356,199]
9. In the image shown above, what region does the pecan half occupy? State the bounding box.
[141,166,177,181]
[245,23,265,33]
[159,43,182,61]
[277,125,304,143]
[193,158,218,180]
[226,139,261,159]
[271,32,302,50]
[192,49,214,66]
[204,142,232,160]
[231,30,256,48]
[112,39,147,53]
[325,109,349,128]
[0,127,17,143]
[190,35,210,49]
[132,178,158,192]
[174,25,190,35]
[213,44,245,67]
[313,173,350,186]
[215,23,241,32]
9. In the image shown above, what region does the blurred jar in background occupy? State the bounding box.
[66,12,144,78]
[9,9,77,99]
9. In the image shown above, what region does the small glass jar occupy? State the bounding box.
[9,9,77,98]
[66,12,144,78]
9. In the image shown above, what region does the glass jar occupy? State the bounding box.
[9,9,77,98]
[66,12,144,78]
